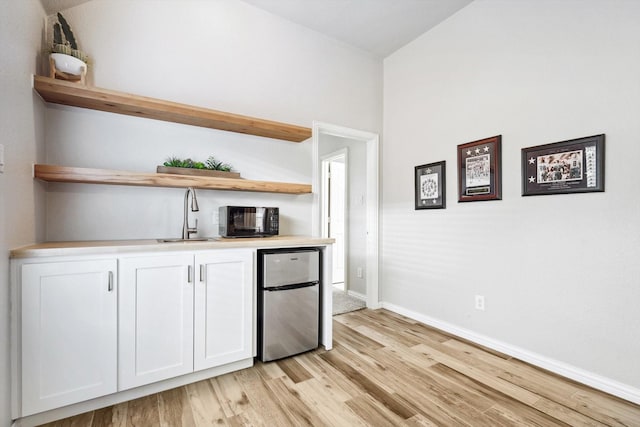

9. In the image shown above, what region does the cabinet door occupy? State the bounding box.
[194,250,253,371]
[119,254,194,390]
[21,259,117,416]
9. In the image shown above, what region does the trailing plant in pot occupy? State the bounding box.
[49,13,89,82]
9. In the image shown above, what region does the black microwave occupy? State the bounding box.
[219,206,279,238]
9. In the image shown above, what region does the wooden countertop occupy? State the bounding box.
[10,236,334,259]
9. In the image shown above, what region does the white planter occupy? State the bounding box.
[50,53,86,76]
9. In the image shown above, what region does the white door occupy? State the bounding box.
[194,250,253,370]
[119,254,194,390]
[329,160,346,285]
[21,259,117,416]
[322,151,347,287]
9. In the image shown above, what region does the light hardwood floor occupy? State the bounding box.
[40,309,640,426]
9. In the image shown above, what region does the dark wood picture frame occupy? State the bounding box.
[521,134,605,196]
[457,135,502,202]
[415,161,446,209]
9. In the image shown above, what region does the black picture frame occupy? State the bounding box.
[457,135,502,202]
[415,161,446,209]
[521,134,605,196]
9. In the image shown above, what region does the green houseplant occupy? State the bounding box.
[157,156,240,178]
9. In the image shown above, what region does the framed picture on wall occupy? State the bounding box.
[457,135,502,202]
[415,161,446,209]
[521,134,605,196]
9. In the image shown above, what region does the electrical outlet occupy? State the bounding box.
[475,295,485,311]
[356,267,363,278]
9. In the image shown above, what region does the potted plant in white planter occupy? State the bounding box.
[49,13,88,83]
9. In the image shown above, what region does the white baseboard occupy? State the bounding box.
[382,302,640,405]
[347,289,366,300]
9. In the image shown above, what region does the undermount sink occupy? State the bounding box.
[157,237,219,243]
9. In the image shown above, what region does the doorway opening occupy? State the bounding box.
[312,122,379,310]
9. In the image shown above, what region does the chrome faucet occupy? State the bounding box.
[182,187,200,240]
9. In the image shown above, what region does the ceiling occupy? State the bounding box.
[240,0,473,57]
[40,0,473,58]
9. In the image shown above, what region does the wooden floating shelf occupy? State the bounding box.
[33,75,312,142]
[34,164,312,195]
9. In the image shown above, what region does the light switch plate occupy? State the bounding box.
[0,144,5,173]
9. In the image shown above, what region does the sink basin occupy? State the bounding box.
[157,237,219,243]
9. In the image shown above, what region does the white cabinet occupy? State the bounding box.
[12,241,328,424]
[194,250,253,370]
[118,253,194,390]
[20,259,117,416]
[118,249,253,390]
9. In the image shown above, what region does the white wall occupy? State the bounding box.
[44,0,382,241]
[0,1,47,425]
[383,0,640,396]
[319,134,368,296]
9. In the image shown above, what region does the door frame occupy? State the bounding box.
[321,148,348,288]
[311,121,380,309]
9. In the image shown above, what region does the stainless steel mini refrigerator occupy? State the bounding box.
[257,248,320,362]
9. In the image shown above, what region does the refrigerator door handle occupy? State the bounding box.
[264,282,318,291]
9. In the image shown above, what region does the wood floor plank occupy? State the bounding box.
[326,343,476,425]
[330,327,394,378]
[320,348,417,420]
[253,359,287,381]
[387,390,474,426]
[210,373,250,419]
[427,363,574,426]
[125,394,160,427]
[232,364,297,426]
[400,361,496,414]
[345,393,406,427]
[428,362,542,411]
[293,352,360,402]
[276,356,314,384]
[348,310,429,348]
[442,339,519,374]
[571,389,640,427]
[185,379,229,426]
[494,357,581,402]
[429,338,508,378]
[157,386,196,427]
[294,378,370,426]
[533,397,608,426]
[223,405,271,427]
[403,323,459,346]
[354,323,423,350]
[263,376,327,427]
[412,342,544,406]
[400,413,441,427]
[332,320,386,352]
[34,309,640,427]
[329,340,405,395]
[483,403,572,427]
[377,341,439,372]
[41,411,93,427]
[354,309,421,332]
[503,358,640,425]
[91,403,126,427]
[360,354,498,426]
